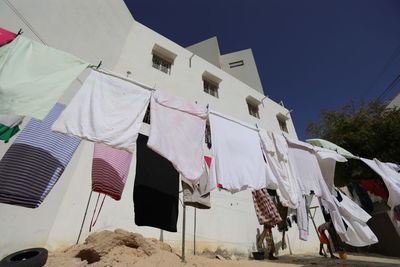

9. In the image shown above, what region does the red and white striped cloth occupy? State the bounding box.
[91,143,133,200]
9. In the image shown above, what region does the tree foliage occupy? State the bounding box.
[306,100,400,186]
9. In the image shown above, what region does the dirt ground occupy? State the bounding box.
[45,229,400,267]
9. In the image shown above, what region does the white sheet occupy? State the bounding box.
[209,111,277,192]
[314,146,347,194]
[259,129,300,208]
[147,90,207,181]
[287,138,349,242]
[333,191,378,247]
[52,70,150,153]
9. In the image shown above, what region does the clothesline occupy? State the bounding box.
[89,67,157,92]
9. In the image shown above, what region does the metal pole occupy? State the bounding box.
[194,207,197,255]
[308,207,326,256]
[76,190,93,244]
[182,203,186,262]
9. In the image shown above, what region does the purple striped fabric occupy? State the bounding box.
[92,143,133,200]
[0,103,81,208]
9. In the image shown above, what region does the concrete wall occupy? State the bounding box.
[388,92,400,109]
[186,36,221,68]
[0,0,326,259]
[220,49,264,94]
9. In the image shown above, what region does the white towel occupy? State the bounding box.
[333,191,378,247]
[148,90,207,181]
[209,111,277,192]
[287,138,349,242]
[52,70,150,153]
[259,129,300,209]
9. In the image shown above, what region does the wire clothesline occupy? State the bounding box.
[88,66,156,92]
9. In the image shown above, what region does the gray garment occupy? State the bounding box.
[182,163,211,209]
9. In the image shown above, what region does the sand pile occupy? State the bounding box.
[45,229,174,267]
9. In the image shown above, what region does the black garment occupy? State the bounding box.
[347,183,373,214]
[133,134,180,232]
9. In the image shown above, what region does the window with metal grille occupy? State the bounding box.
[152,54,172,74]
[247,102,259,118]
[277,117,288,133]
[143,105,150,124]
[203,79,219,98]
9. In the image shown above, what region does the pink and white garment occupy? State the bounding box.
[148,90,207,181]
[92,143,133,200]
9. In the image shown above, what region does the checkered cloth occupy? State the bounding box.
[252,188,282,226]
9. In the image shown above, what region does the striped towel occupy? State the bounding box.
[92,143,133,200]
[0,103,81,208]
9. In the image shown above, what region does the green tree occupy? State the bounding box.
[306,100,400,186]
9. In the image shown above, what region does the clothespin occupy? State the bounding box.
[16,28,23,37]
[206,104,209,109]
[96,61,102,69]
[255,123,259,129]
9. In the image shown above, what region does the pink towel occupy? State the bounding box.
[0,28,16,46]
[92,143,133,200]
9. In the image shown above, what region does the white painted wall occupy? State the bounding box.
[220,48,265,94]
[0,0,325,259]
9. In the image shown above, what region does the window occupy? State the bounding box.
[247,102,259,118]
[246,96,261,119]
[229,60,244,68]
[277,116,288,133]
[202,71,222,98]
[203,79,219,98]
[152,54,172,74]
[151,44,177,75]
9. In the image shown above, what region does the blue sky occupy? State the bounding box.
[124,0,400,140]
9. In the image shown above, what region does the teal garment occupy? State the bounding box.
[0,36,88,120]
[0,123,20,143]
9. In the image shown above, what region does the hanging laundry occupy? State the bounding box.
[286,138,348,242]
[52,70,150,153]
[92,143,133,200]
[252,188,282,226]
[361,158,400,211]
[313,146,347,194]
[333,190,378,247]
[0,36,88,120]
[259,129,300,209]
[0,28,16,47]
[148,90,207,181]
[387,162,400,173]
[133,134,179,232]
[0,114,23,143]
[209,110,277,192]
[182,156,211,209]
[358,179,388,199]
[347,183,373,213]
[0,103,81,208]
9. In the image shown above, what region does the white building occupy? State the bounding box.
[0,0,326,259]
